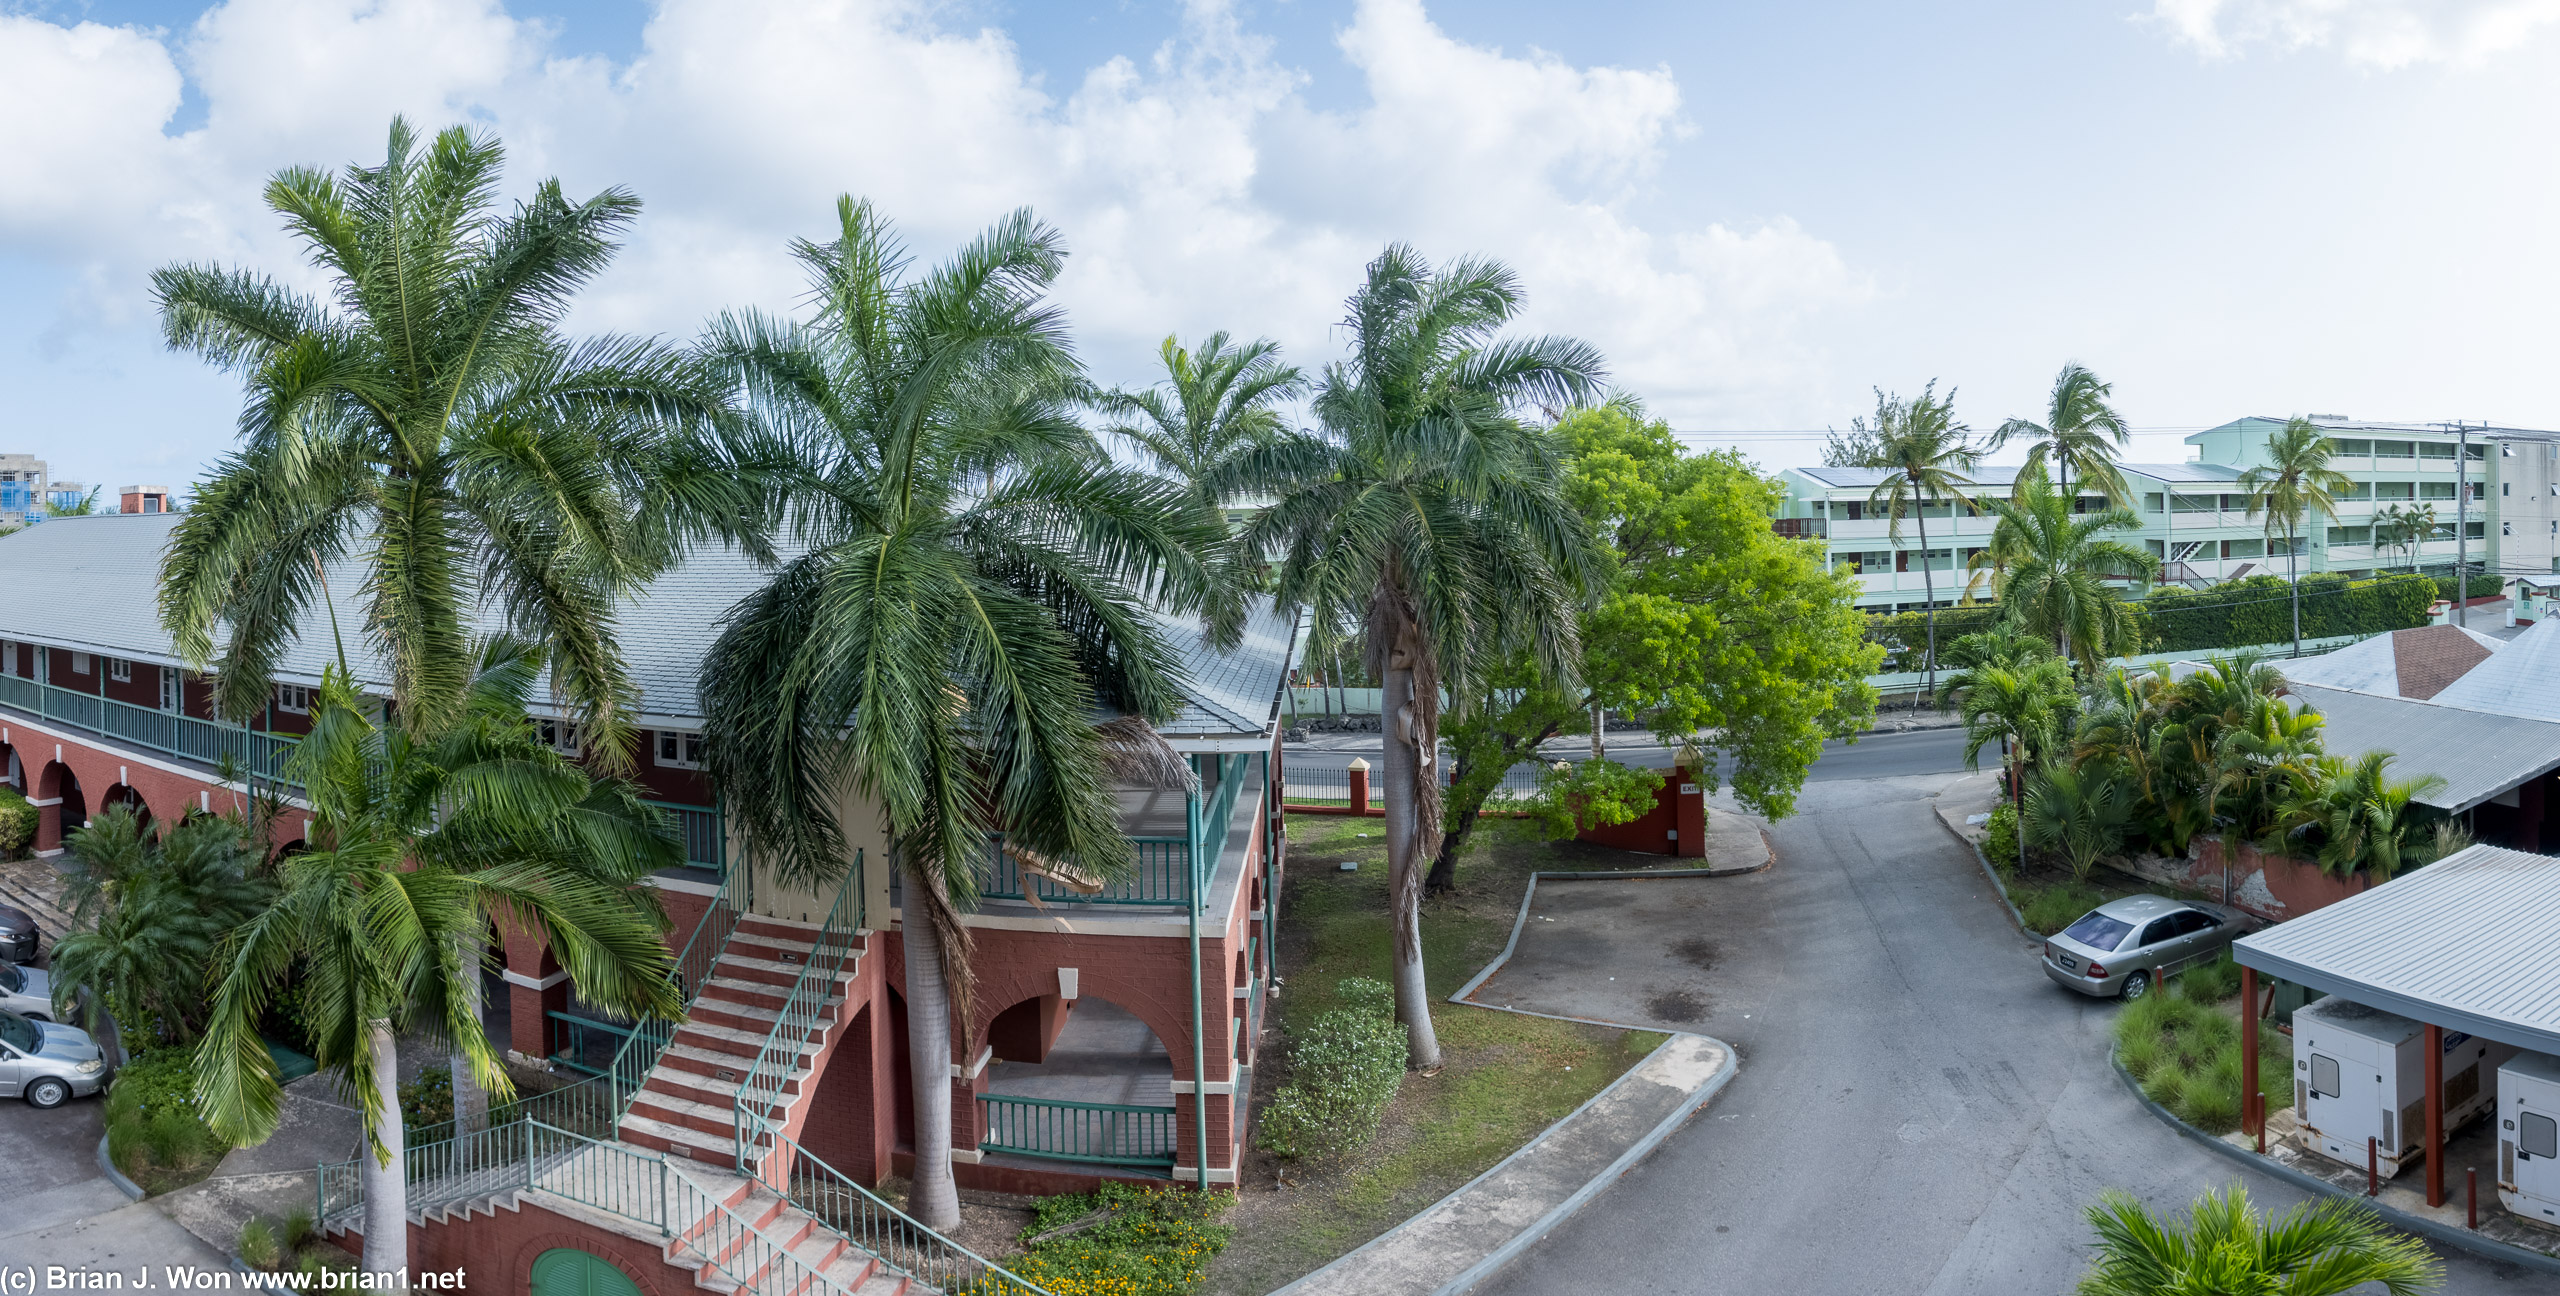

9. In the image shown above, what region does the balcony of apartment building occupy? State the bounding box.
[896,750,1278,1180]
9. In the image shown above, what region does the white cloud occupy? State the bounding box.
[0,0,1868,439]
[2149,0,2560,68]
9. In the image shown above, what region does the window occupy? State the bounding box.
[2331,438,2371,456]
[2525,1111,2560,1160]
[159,667,180,714]
[275,683,311,714]
[2144,493,2165,513]
[2328,526,2372,545]
[655,730,705,770]
[2421,481,2456,501]
[2374,481,2415,501]
[2310,1053,2340,1098]
[2172,910,2217,936]
[3,643,14,676]
[538,718,581,758]
[2061,912,2134,951]
[2505,482,2513,497]
[2506,522,2514,537]
[70,651,89,675]
[2419,441,2456,460]
[2145,539,2165,558]
[2335,482,2372,500]
[108,658,130,683]
[2139,918,2181,947]
[2375,440,2415,459]
[2222,538,2265,560]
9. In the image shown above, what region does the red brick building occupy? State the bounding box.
[0,514,1296,1293]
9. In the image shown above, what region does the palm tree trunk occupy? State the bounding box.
[901,914,963,1231]
[2289,529,2302,656]
[1380,640,1442,1070]
[450,945,489,1135]
[359,1018,409,1278]
[1916,502,1938,697]
[1590,706,1605,759]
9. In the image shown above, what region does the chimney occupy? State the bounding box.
[118,485,172,515]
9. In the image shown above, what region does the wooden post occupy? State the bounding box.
[2425,1022,2445,1208]
[2241,964,2260,1141]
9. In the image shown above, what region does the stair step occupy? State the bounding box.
[672,1019,826,1058]
[699,976,797,1011]
[630,1088,758,1139]
[715,952,858,988]
[621,1111,759,1165]
[655,1042,812,1089]
[690,998,794,1035]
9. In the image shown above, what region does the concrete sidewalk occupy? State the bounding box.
[1274,1034,1734,1296]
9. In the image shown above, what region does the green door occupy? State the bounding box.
[530,1248,643,1296]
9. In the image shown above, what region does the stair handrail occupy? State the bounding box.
[754,1123,1053,1296]
[731,857,862,1173]
[524,1121,854,1296]
[605,874,744,1116]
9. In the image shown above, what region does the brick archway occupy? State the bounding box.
[33,761,84,854]
[101,784,152,834]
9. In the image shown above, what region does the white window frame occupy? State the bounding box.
[108,658,131,683]
[2,643,15,676]
[275,683,312,715]
[655,730,705,770]
[538,718,582,758]
[70,651,90,676]
[159,667,181,714]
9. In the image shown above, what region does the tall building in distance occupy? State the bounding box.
[0,455,52,525]
[1772,417,2560,614]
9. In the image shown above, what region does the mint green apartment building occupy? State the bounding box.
[1772,416,2560,613]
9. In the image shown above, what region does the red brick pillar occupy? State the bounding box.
[502,923,568,1064]
[1347,758,1371,816]
[1675,764,1707,859]
[30,795,62,857]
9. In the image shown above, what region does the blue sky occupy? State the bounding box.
[5,0,2560,490]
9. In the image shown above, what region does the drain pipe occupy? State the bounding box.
[1189,754,1210,1192]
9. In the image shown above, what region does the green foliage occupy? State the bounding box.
[2015,881,2111,938]
[1866,605,2004,670]
[104,1050,229,1190]
[0,785,34,856]
[2140,574,2434,655]
[2271,753,2458,880]
[400,1066,454,1130]
[1982,802,2020,874]
[1256,977,1409,1162]
[237,1217,281,1271]
[2111,994,2289,1135]
[2024,761,2133,883]
[52,807,271,1051]
[1010,1182,1234,1296]
[2177,952,2246,1004]
[1966,469,2150,667]
[1517,759,1665,841]
[2437,572,2501,601]
[2074,1186,2441,1296]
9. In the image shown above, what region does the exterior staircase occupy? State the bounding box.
[618,913,867,1171]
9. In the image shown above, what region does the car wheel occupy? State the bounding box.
[24,1078,70,1109]
[2120,971,2152,1002]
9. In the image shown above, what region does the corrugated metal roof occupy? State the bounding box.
[1792,463,2208,490]
[2234,845,2560,1056]
[2119,463,2247,484]
[0,513,1296,736]
[2427,616,2560,721]
[2287,683,2560,811]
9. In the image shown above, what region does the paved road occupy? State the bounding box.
[1283,726,1974,786]
[1472,772,2540,1295]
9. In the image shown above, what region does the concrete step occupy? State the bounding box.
[654,1043,810,1093]
[671,1019,822,1060]
[621,1111,761,1166]
[713,950,854,989]
[690,996,795,1036]
[630,1087,753,1140]
[698,975,797,1013]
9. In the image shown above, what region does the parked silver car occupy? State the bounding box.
[0,1009,105,1108]
[2041,894,2238,1000]
[0,905,36,964]
[0,961,50,1020]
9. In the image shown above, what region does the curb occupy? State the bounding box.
[1931,798,2034,937]
[2109,1052,2560,1277]
[1449,867,1758,1025]
[97,1132,145,1201]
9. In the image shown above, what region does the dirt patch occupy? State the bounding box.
[873,1178,1037,1265]
[1670,936,1718,971]
[1645,989,1708,1023]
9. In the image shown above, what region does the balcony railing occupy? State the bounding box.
[978,752,1251,912]
[976,1093,1179,1168]
[0,673,303,786]
[646,800,725,873]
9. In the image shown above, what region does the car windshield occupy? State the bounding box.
[0,963,18,994]
[2062,912,2135,952]
[0,1012,35,1054]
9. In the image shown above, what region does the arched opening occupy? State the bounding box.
[100,785,151,835]
[975,991,1177,1170]
[0,744,19,794]
[528,1247,642,1296]
[43,764,85,835]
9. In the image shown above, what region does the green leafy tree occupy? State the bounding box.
[1096,332,1305,511]
[152,117,732,758]
[1516,758,1667,842]
[1219,246,1604,1070]
[1968,470,2151,669]
[2237,417,2358,656]
[195,656,683,1279]
[695,198,1222,1228]
[2074,1186,2440,1296]
[1947,651,2074,840]
[2274,752,2456,880]
[1993,363,2132,504]
[1854,383,1978,695]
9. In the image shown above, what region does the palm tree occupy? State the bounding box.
[1857,383,1979,696]
[1994,363,2132,505]
[2238,418,2357,656]
[696,198,1223,1230]
[2075,1186,2440,1296]
[1968,470,2152,669]
[2275,752,2455,881]
[1948,654,2075,845]
[41,486,103,518]
[49,808,270,1061]
[2024,761,2135,883]
[1219,246,1604,1071]
[153,117,730,758]
[1097,332,1305,511]
[195,660,683,1278]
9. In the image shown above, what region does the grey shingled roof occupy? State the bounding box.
[2287,682,2560,812]
[0,513,1297,736]
[2428,616,2560,721]
[2234,845,2560,1056]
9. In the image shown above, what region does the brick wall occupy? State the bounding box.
[339,1201,696,1293]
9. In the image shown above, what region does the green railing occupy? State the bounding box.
[977,753,1251,912]
[731,860,862,1172]
[975,1094,1179,1168]
[646,799,725,873]
[757,1124,1051,1294]
[548,1012,636,1076]
[598,876,743,1116]
[0,672,302,786]
[400,1068,625,1152]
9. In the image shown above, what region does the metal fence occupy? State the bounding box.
[976,1093,1180,1168]
[0,673,302,787]
[733,864,862,1172]
[647,800,724,872]
[757,1125,1052,1294]
[978,753,1249,912]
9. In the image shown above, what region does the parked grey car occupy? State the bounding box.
[0,1009,105,1108]
[0,905,36,964]
[0,961,50,1020]
[2041,894,2237,1000]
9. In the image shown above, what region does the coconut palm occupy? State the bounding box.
[1948,653,2075,844]
[1096,332,1305,511]
[153,117,732,759]
[195,657,683,1278]
[1857,383,1979,696]
[1217,246,1604,1070]
[1968,470,2151,669]
[2075,1185,2440,1296]
[695,198,1223,1229]
[2238,417,2358,656]
[1994,363,2132,505]
[2275,752,2455,881]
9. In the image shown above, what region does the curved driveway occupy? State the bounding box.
[1474,770,2537,1295]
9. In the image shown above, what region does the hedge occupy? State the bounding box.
[1867,572,2437,668]
[1254,977,1407,1161]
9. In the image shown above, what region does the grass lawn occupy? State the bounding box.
[1199,812,1671,1296]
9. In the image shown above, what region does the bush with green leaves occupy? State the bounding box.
[1982,802,2019,874]
[1255,977,1408,1161]
[2014,881,2110,938]
[2112,990,2287,1135]
[1007,1182,1233,1296]
[103,1050,229,1190]
[1513,757,1666,844]
[400,1066,454,1129]
[0,785,34,857]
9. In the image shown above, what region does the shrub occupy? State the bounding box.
[1255,977,1407,1162]
[103,1050,228,1186]
[0,786,33,857]
[1008,1182,1233,1296]
[2176,952,2245,1004]
[2141,573,2433,655]
[2015,881,2109,938]
[2112,991,2290,1136]
[400,1066,454,1129]
[1982,802,2019,874]
[237,1217,281,1271]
